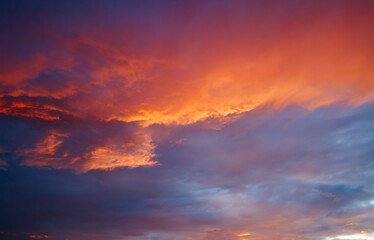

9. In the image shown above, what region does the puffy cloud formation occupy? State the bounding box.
[0,0,374,239]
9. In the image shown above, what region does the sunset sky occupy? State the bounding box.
[1,1,374,239]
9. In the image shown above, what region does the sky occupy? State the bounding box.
[0,0,374,239]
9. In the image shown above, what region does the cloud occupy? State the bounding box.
[148,102,374,239]
[1,0,374,126]
[1,1,374,239]
[0,113,157,173]
[1,102,373,239]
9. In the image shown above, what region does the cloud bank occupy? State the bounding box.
[1,0,374,239]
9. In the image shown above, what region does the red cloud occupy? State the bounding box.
[29,234,48,239]
[1,1,374,126]
[1,0,373,172]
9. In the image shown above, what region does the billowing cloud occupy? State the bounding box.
[1,0,374,125]
[0,1,374,240]
[1,0,373,172]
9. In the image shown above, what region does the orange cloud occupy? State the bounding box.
[0,98,64,120]
[1,0,373,172]
[29,234,48,239]
[3,15,374,125]
[1,2,374,126]
[18,127,157,173]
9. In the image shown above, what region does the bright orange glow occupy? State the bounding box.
[18,130,157,172]
[29,234,48,239]
[236,232,252,237]
[82,137,157,172]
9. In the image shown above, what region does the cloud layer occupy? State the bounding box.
[1,0,374,239]
[1,0,374,124]
[1,102,374,240]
